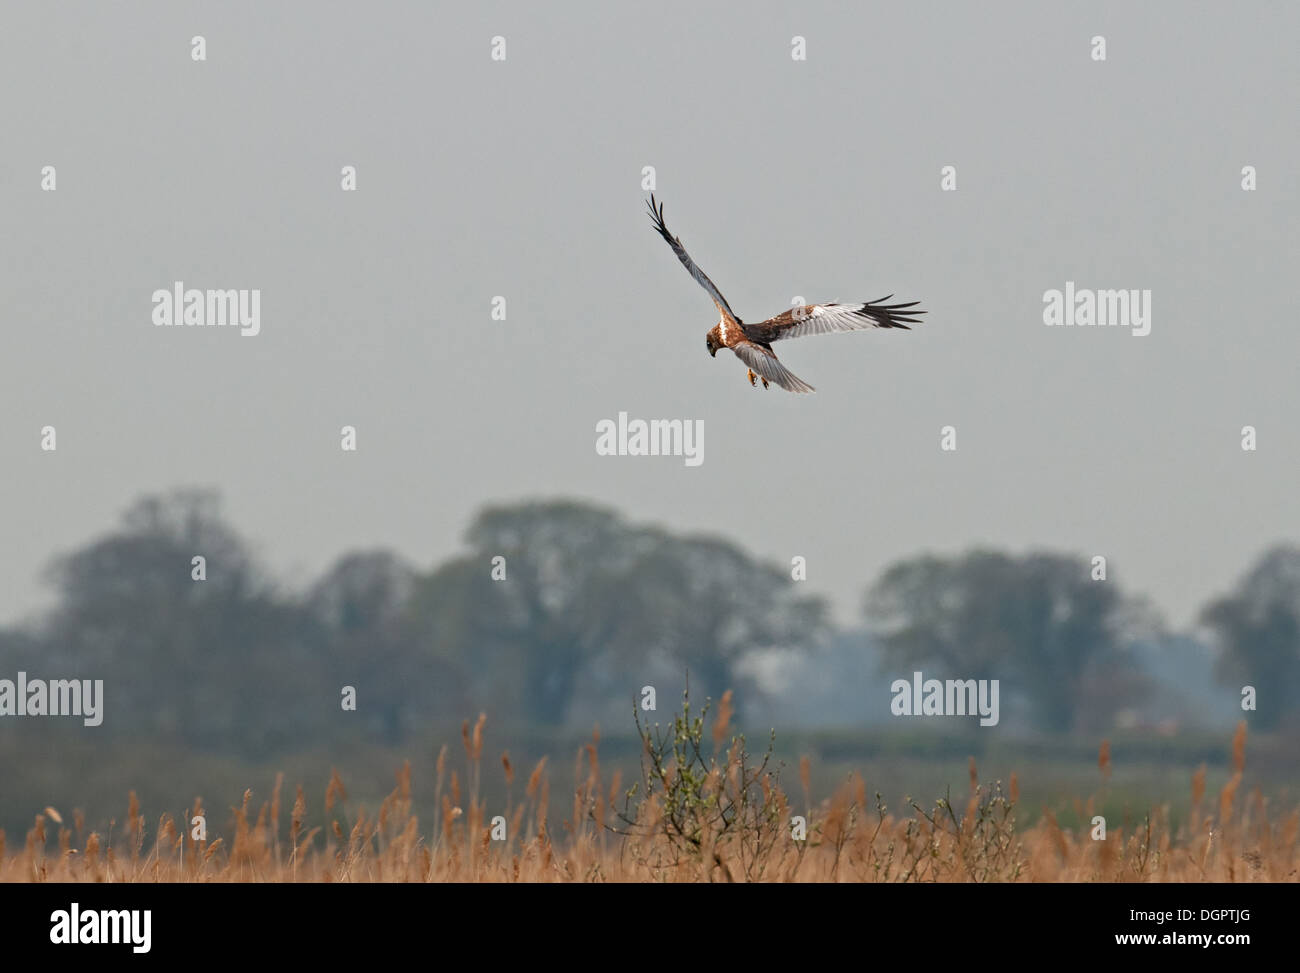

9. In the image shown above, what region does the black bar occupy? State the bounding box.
[0,881,1281,959]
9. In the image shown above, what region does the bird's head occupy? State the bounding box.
[705,333,719,358]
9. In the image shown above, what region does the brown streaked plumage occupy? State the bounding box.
[647,193,925,393]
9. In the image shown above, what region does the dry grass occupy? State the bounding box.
[1,716,1294,883]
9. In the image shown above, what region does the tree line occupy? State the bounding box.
[0,488,1295,755]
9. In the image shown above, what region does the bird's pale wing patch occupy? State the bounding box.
[750,297,926,342]
[647,194,740,324]
[732,341,815,393]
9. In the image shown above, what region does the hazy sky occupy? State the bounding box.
[2,2,1297,632]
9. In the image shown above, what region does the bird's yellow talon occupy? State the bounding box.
[747,369,757,387]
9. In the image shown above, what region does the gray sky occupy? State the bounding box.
[2,1,1297,632]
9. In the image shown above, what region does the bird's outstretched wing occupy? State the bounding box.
[732,340,815,393]
[647,194,740,324]
[744,297,925,343]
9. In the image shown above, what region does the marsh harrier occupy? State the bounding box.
[647,193,925,393]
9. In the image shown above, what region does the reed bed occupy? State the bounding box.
[2,714,1293,882]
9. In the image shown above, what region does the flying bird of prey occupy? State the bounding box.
[647,193,925,393]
